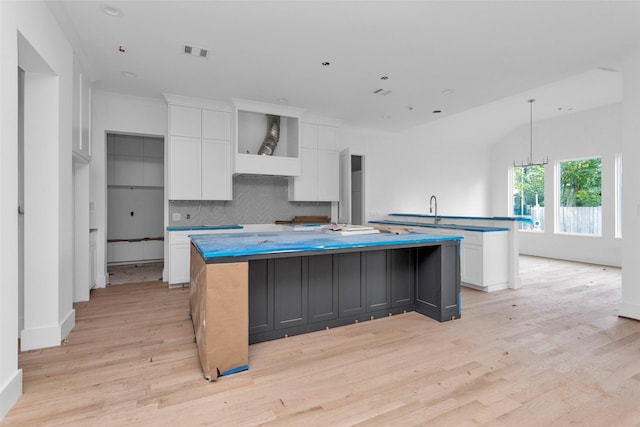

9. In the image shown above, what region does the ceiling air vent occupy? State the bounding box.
[183,45,208,58]
[373,88,392,95]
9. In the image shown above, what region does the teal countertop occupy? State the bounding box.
[388,213,533,225]
[190,230,462,261]
[371,220,509,232]
[167,225,243,232]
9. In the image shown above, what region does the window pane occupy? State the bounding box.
[513,165,544,231]
[558,158,602,235]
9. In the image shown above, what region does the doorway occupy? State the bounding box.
[339,150,366,224]
[18,67,24,334]
[106,133,165,285]
[351,155,364,225]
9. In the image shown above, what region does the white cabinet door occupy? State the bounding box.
[317,125,338,150]
[460,244,483,285]
[143,240,164,261]
[300,123,317,149]
[169,105,201,138]
[202,109,231,141]
[202,138,232,200]
[170,244,191,284]
[169,136,202,200]
[289,148,317,201]
[317,149,339,201]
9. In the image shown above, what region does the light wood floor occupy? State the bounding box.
[3,256,639,426]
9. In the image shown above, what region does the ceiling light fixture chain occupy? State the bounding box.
[514,98,549,167]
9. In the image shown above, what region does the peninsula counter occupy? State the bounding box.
[188,230,462,380]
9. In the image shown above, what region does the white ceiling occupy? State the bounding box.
[48,0,640,133]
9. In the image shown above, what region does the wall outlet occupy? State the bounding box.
[172,213,181,221]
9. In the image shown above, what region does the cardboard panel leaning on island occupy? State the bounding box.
[190,244,249,381]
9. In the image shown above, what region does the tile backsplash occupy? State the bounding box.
[169,175,331,226]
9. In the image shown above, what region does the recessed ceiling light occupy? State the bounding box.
[321,61,331,66]
[118,45,126,53]
[432,110,442,114]
[277,98,288,104]
[102,5,123,17]
[121,71,137,78]
[408,106,414,111]
[441,89,455,95]
[380,76,389,80]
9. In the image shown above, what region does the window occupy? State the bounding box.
[615,153,622,238]
[512,165,544,231]
[557,157,602,235]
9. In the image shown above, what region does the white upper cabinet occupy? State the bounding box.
[316,125,339,150]
[233,98,304,176]
[289,117,341,202]
[165,94,233,200]
[169,105,201,138]
[202,109,231,140]
[169,136,202,199]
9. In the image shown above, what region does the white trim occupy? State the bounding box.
[20,308,75,351]
[619,302,640,321]
[0,369,23,421]
[162,93,231,112]
[60,309,75,340]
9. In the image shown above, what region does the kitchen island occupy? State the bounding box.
[188,229,462,380]
[373,213,533,290]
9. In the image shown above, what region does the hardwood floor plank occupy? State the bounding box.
[3,256,640,426]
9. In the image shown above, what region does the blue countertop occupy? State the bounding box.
[371,220,509,232]
[389,213,533,224]
[190,230,462,261]
[167,225,243,232]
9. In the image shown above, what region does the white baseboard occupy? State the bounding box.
[61,309,75,341]
[0,368,22,421]
[20,308,75,351]
[619,302,640,321]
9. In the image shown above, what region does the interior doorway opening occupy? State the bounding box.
[106,132,165,285]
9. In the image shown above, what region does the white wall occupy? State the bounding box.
[1,0,77,419]
[489,103,623,267]
[620,54,640,320]
[91,92,167,286]
[340,125,492,221]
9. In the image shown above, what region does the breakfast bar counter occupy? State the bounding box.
[188,229,462,380]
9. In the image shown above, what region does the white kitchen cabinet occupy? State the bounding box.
[169,105,201,138]
[107,240,164,265]
[169,136,202,200]
[202,109,231,140]
[289,121,340,202]
[143,240,164,261]
[289,148,317,200]
[317,125,339,150]
[166,96,233,201]
[316,149,339,201]
[202,138,232,200]
[170,244,191,284]
[421,227,509,291]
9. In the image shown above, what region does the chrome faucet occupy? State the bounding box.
[429,195,439,224]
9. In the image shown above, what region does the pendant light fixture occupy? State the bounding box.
[514,99,548,167]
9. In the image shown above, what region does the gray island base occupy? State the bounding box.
[189,230,461,380]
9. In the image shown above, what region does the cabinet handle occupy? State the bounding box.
[18,205,24,215]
